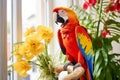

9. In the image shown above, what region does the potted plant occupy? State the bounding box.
[70,0,120,80]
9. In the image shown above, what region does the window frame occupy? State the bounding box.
[0,0,7,80]
[11,0,22,80]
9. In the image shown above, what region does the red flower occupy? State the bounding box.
[116,0,120,12]
[105,4,116,13]
[101,28,111,38]
[83,1,89,10]
[88,0,96,5]
[83,0,96,10]
[105,0,120,13]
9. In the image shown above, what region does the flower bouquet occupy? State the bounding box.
[13,25,57,80]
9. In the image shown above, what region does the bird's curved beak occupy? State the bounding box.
[53,12,66,25]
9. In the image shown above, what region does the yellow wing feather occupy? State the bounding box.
[78,34,93,55]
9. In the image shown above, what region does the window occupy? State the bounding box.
[7,0,13,80]
[2,0,83,80]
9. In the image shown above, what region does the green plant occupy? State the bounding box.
[36,44,56,80]
[70,0,120,79]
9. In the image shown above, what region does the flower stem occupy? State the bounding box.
[96,0,103,38]
[28,61,40,66]
[44,43,48,54]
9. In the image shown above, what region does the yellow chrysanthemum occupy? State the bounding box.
[18,43,28,55]
[36,25,54,43]
[18,43,35,60]
[13,43,24,60]
[24,52,35,60]
[25,32,42,41]
[26,37,44,55]
[13,43,23,51]
[24,27,35,37]
[14,60,31,77]
[13,51,22,60]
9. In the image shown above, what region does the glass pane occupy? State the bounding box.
[54,0,68,7]
[22,0,40,80]
[7,0,13,80]
[22,0,40,34]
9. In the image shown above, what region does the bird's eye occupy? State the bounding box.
[61,10,64,12]
[60,10,65,14]
[58,10,67,17]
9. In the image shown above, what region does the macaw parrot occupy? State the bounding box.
[53,7,94,80]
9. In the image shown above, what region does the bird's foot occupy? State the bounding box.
[73,63,82,71]
[63,61,73,71]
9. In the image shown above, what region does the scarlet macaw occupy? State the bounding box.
[53,7,94,80]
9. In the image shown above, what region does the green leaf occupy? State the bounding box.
[101,48,108,66]
[94,67,102,79]
[110,35,120,43]
[94,49,104,79]
[92,37,102,50]
[106,68,112,80]
[108,26,120,32]
[105,19,120,26]
[102,38,112,51]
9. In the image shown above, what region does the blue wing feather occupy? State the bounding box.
[77,38,93,78]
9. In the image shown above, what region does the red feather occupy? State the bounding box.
[54,7,93,80]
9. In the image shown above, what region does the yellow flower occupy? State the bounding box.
[36,25,54,43]
[13,51,22,60]
[26,36,44,55]
[25,32,42,41]
[13,60,31,77]
[13,43,24,60]
[24,27,35,37]
[18,43,35,60]
[24,52,35,60]
[18,43,28,55]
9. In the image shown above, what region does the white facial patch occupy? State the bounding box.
[58,10,68,22]
[53,12,57,22]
